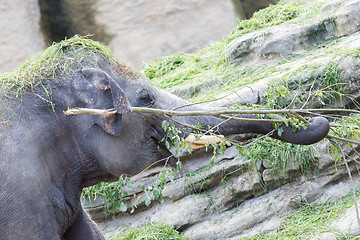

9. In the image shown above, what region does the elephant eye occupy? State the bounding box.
[138,89,154,107]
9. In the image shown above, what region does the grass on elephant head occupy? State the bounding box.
[110,223,187,240]
[0,35,118,99]
[0,35,138,128]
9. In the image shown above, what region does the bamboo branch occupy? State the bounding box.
[64,106,360,117]
[64,107,360,146]
[64,106,360,126]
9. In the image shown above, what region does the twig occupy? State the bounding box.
[170,85,256,111]
[326,134,360,145]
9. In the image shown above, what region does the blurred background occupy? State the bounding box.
[0,0,306,73]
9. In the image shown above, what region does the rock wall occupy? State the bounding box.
[0,0,237,73]
[0,0,45,73]
[2,0,320,74]
[85,143,360,239]
[93,0,237,69]
[82,0,360,239]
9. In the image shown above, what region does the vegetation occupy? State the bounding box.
[111,224,187,240]
[238,191,360,240]
[82,0,360,212]
[263,60,344,109]
[82,176,134,215]
[244,137,315,175]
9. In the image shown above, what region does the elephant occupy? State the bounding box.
[0,37,329,240]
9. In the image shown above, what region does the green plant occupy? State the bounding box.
[142,56,185,81]
[111,223,187,240]
[0,35,118,99]
[243,137,316,175]
[161,120,193,156]
[238,192,358,240]
[263,61,343,109]
[331,116,360,141]
[226,0,306,43]
[82,167,179,215]
[263,80,294,109]
[142,168,177,207]
[316,61,343,105]
[82,176,134,215]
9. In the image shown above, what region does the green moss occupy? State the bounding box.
[111,223,187,240]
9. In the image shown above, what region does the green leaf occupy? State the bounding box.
[153,187,161,199]
[161,120,169,130]
[277,127,284,136]
[120,201,127,212]
[211,155,216,165]
[176,160,182,171]
[145,197,151,206]
[165,141,171,150]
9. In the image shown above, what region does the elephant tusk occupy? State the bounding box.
[185,134,224,149]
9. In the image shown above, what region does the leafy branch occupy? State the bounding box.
[65,106,360,119]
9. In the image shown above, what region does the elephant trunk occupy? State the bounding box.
[214,114,330,145]
[156,89,330,145]
[173,110,329,146]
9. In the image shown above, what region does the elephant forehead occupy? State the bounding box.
[113,61,140,81]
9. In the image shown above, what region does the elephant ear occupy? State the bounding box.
[73,68,132,136]
[81,68,132,114]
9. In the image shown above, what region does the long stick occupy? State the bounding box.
[63,107,360,146]
[64,107,360,118]
[63,106,360,130]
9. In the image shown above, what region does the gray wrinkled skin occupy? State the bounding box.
[0,58,329,239]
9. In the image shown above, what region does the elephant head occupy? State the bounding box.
[67,60,330,183]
